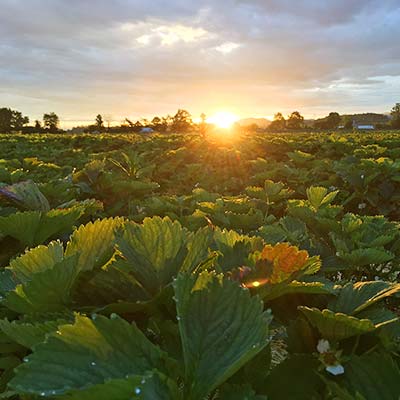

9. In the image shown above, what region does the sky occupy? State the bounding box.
[1,0,400,127]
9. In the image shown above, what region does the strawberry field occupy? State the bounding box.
[0,131,400,399]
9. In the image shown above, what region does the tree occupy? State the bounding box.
[343,116,353,130]
[11,110,29,129]
[171,109,193,133]
[0,108,29,132]
[314,112,341,130]
[95,114,104,130]
[287,111,304,130]
[268,112,286,131]
[34,120,42,131]
[43,112,60,132]
[390,103,400,129]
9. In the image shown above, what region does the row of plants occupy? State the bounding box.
[0,131,399,398]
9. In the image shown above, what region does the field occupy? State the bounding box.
[0,131,400,399]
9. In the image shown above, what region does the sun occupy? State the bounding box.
[207,111,239,129]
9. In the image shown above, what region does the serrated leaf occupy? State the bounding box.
[0,180,50,212]
[59,371,180,400]
[175,271,271,400]
[340,353,400,400]
[9,315,167,397]
[339,248,394,266]
[4,255,79,314]
[116,217,188,295]
[0,208,83,247]
[306,186,338,210]
[65,217,124,272]
[35,208,84,245]
[332,281,400,315]
[0,317,73,348]
[8,241,64,283]
[299,307,375,341]
[181,226,212,273]
[0,211,41,247]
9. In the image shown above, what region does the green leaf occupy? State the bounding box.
[174,271,271,400]
[4,255,79,314]
[59,372,180,400]
[0,208,83,247]
[0,316,72,348]
[299,307,375,341]
[116,217,188,295]
[338,248,394,266]
[264,355,321,400]
[306,186,338,209]
[340,353,400,400]
[8,241,64,282]
[0,211,41,247]
[0,180,50,212]
[9,315,167,397]
[181,227,212,273]
[218,383,267,400]
[34,208,84,245]
[332,281,400,315]
[65,217,125,272]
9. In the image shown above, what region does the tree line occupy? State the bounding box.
[0,109,60,133]
[268,105,400,131]
[1,103,399,134]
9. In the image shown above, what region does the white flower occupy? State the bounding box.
[317,339,330,354]
[326,364,345,375]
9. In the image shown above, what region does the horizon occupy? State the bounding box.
[7,108,394,130]
[1,1,400,128]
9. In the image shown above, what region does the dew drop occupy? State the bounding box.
[91,361,96,366]
[141,378,146,384]
[134,387,141,395]
[110,313,118,320]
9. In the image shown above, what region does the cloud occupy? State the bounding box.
[1,0,399,125]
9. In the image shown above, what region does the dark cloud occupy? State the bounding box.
[1,0,399,125]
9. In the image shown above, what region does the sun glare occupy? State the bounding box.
[207,111,239,129]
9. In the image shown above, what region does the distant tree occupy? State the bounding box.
[287,111,304,130]
[11,110,29,129]
[326,112,341,129]
[314,112,341,130]
[268,112,286,130]
[0,107,29,132]
[95,114,104,130]
[140,118,150,127]
[0,108,13,132]
[43,112,60,132]
[151,116,162,131]
[343,116,353,130]
[34,120,42,130]
[390,103,400,129]
[124,118,135,128]
[171,109,193,133]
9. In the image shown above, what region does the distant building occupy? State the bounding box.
[354,123,375,130]
[140,127,154,134]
